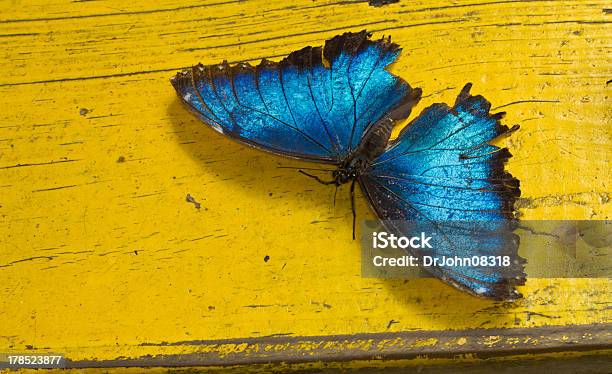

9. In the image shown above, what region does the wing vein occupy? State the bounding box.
[278,63,333,155]
[307,74,340,155]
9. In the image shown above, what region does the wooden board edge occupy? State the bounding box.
[61,323,611,368]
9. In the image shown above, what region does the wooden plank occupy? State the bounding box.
[62,324,612,367]
[0,0,610,369]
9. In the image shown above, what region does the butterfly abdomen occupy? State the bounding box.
[355,118,395,162]
[354,88,422,163]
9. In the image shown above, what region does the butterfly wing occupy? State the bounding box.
[171,31,420,163]
[359,84,525,300]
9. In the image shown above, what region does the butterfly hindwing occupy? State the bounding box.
[360,84,525,300]
[171,31,419,162]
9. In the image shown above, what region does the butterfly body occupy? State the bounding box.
[314,99,418,186]
[171,31,526,300]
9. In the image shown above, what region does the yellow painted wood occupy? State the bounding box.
[0,0,610,366]
[12,349,612,373]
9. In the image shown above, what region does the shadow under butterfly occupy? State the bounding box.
[171,30,526,300]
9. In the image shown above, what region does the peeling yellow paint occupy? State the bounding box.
[483,336,503,347]
[410,338,438,348]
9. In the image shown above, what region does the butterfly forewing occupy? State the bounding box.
[171,31,419,163]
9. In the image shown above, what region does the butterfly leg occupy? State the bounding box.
[350,179,356,240]
[298,170,336,185]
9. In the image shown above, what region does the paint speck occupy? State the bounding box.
[264,255,270,262]
[186,194,201,209]
[79,108,90,116]
[369,0,399,7]
[387,319,399,329]
[183,93,193,101]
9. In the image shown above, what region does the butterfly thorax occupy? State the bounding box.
[333,158,365,185]
[332,117,396,185]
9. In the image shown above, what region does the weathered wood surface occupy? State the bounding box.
[0,0,610,370]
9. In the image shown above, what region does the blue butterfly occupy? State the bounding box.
[171,30,526,300]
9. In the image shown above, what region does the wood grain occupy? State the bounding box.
[0,0,610,369]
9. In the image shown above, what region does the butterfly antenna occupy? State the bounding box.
[278,166,334,172]
[298,170,336,185]
[350,179,356,240]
